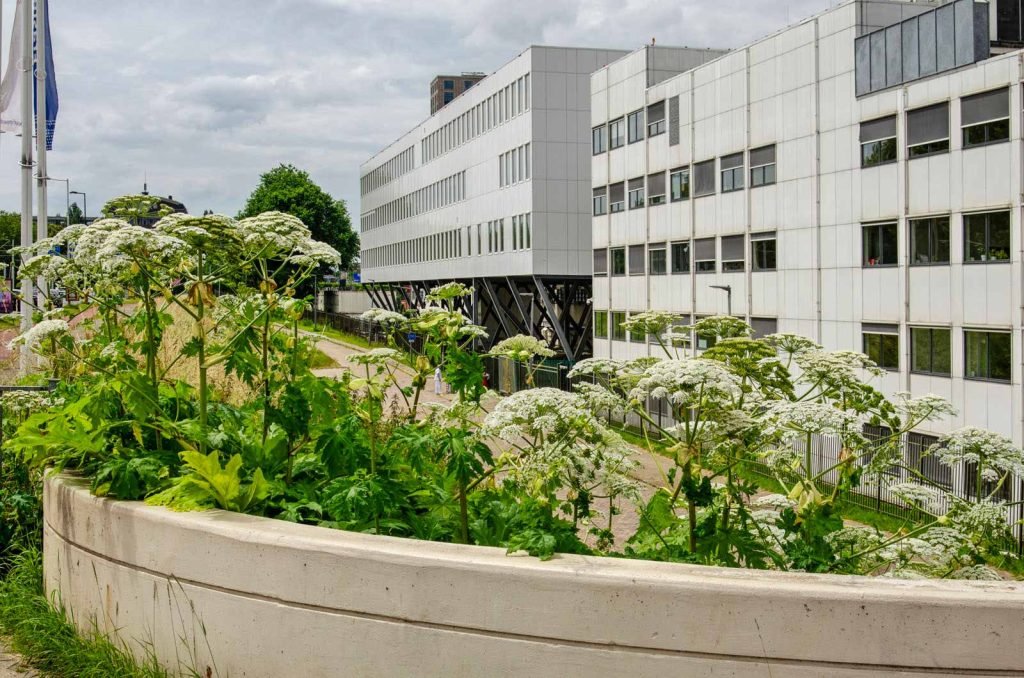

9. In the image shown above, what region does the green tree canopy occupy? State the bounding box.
[67,202,84,225]
[237,164,358,268]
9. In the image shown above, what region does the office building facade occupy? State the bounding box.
[591,0,1024,450]
[361,46,723,360]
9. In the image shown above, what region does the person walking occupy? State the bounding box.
[434,365,443,395]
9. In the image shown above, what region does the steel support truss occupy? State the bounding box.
[364,276,592,361]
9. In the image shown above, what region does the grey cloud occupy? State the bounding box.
[0,0,837,219]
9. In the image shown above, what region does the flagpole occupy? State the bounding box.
[19,0,34,375]
[34,0,46,305]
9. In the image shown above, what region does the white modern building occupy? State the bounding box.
[591,0,1024,457]
[359,45,723,360]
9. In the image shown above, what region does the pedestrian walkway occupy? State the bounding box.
[0,641,35,677]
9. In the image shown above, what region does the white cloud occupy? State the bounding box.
[0,0,837,222]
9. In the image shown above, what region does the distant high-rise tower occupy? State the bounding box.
[430,73,485,114]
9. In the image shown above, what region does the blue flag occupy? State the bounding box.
[32,0,58,150]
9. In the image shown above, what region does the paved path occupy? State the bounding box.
[0,641,35,677]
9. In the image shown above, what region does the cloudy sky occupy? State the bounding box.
[0,0,839,225]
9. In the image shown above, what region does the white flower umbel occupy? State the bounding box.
[483,388,595,443]
[235,211,311,259]
[573,381,625,414]
[762,333,822,356]
[490,335,555,362]
[348,347,401,367]
[891,391,957,424]
[759,400,866,444]
[934,427,1024,481]
[629,358,742,409]
[287,239,342,268]
[948,565,1003,580]
[888,482,945,514]
[567,357,623,379]
[8,319,69,351]
[426,281,472,302]
[793,348,885,387]
[361,308,407,327]
[690,315,753,340]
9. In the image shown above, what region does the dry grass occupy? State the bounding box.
[157,303,256,406]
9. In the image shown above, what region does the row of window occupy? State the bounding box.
[363,228,465,269]
[498,143,531,187]
[362,212,534,268]
[593,311,777,346]
[592,145,777,215]
[473,213,532,255]
[862,211,1010,266]
[860,87,1009,168]
[422,74,531,164]
[862,326,1012,382]
[360,146,414,196]
[360,171,466,232]
[594,233,777,277]
[592,101,667,153]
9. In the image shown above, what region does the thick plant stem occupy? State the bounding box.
[261,301,271,446]
[196,251,208,453]
[458,479,469,544]
[142,286,163,452]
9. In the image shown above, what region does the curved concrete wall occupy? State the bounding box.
[44,475,1024,678]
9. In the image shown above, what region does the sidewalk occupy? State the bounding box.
[0,641,35,677]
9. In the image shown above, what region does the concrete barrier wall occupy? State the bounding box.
[43,475,1024,678]
[317,289,370,315]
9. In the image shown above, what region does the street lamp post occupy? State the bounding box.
[70,190,87,223]
[710,284,732,316]
[41,177,70,229]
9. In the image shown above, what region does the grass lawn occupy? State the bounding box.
[298,318,374,350]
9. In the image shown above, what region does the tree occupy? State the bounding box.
[0,211,19,252]
[237,164,358,268]
[67,202,84,225]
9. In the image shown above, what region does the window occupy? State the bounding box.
[910,327,951,375]
[647,101,666,136]
[694,160,715,197]
[464,79,474,89]
[670,168,690,201]
[627,178,645,209]
[720,153,744,193]
[751,231,777,271]
[964,211,1011,262]
[592,125,607,155]
[721,235,745,272]
[609,182,625,213]
[443,92,454,104]
[862,222,897,266]
[907,103,949,158]
[594,310,609,339]
[443,80,454,89]
[668,315,691,348]
[909,217,950,265]
[998,0,1024,42]
[628,312,646,343]
[962,88,1009,148]
[863,324,899,370]
[965,330,1011,382]
[628,245,645,276]
[609,118,625,149]
[649,243,667,275]
[593,249,609,275]
[750,145,776,187]
[593,187,607,216]
[750,318,778,339]
[627,109,644,143]
[860,115,897,167]
[610,247,626,276]
[671,241,690,274]
[611,311,627,341]
[694,237,715,273]
[647,172,666,206]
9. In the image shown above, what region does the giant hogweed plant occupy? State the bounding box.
[569,313,1022,577]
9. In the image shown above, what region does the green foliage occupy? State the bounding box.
[148,450,270,512]
[237,164,359,268]
[0,549,175,677]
